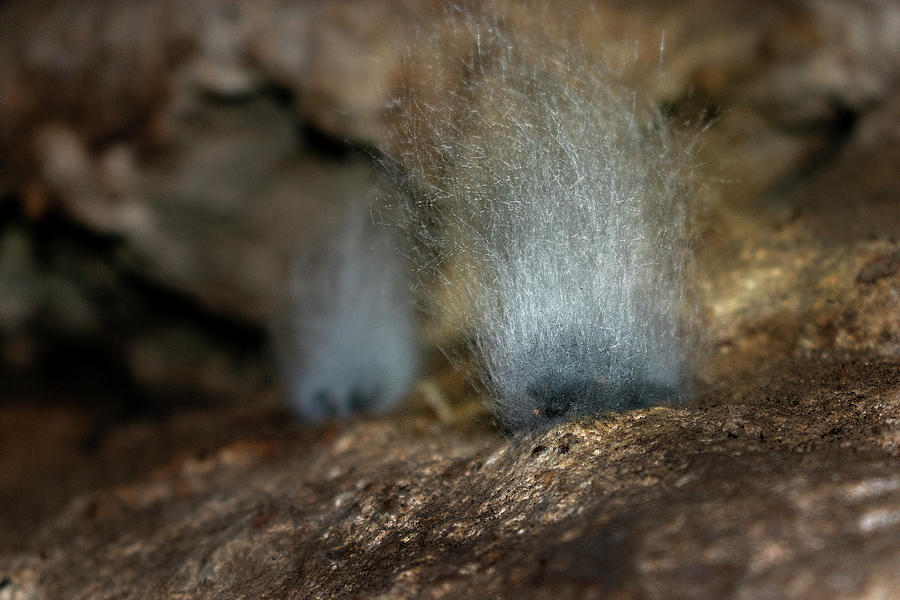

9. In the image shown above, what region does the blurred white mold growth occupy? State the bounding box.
[272,191,420,422]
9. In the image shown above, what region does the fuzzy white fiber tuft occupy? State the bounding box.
[392,25,696,430]
[272,191,420,422]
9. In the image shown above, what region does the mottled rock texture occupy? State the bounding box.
[1,0,900,598]
[2,358,900,599]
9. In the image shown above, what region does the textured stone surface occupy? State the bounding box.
[698,81,900,380]
[2,357,900,599]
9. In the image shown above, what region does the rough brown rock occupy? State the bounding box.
[2,356,900,599]
[2,0,899,337]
